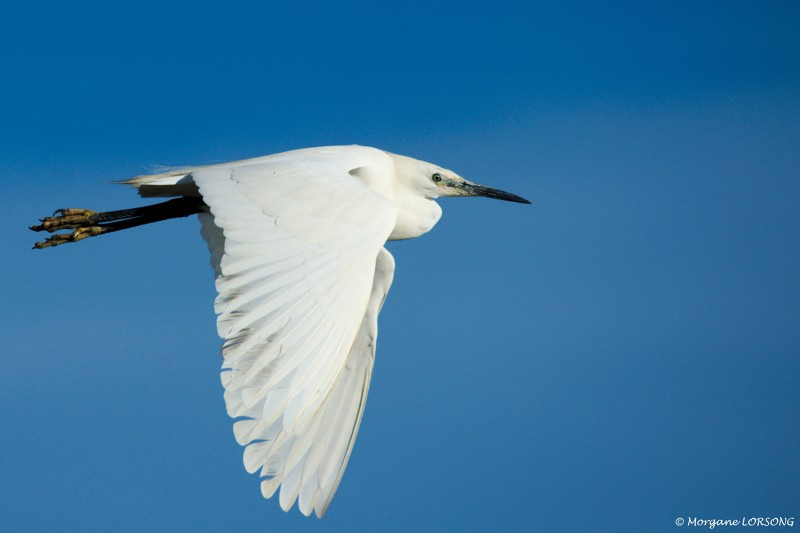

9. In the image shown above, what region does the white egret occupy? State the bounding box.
[31,145,529,517]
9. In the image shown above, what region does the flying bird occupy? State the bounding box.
[30,145,529,517]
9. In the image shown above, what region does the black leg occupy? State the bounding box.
[31,196,207,249]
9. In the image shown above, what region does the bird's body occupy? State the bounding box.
[129,145,446,240]
[30,145,529,518]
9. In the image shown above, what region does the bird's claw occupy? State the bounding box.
[30,208,102,248]
[32,226,106,249]
[31,208,98,233]
[52,208,95,217]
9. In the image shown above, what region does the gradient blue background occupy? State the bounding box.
[2,1,798,531]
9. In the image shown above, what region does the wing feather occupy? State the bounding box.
[188,148,397,516]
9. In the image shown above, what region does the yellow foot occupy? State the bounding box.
[30,208,97,232]
[30,208,105,249]
[32,226,107,249]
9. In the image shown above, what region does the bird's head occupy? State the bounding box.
[391,153,530,204]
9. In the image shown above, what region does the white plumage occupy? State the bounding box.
[38,145,529,517]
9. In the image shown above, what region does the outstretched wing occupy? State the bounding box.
[191,150,397,516]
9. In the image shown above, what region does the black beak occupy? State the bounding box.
[457,181,531,204]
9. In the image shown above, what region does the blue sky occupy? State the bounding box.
[2,1,798,531]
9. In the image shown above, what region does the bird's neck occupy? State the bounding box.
[388,192,442,240]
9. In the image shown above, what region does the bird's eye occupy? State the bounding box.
[431,173,443,183]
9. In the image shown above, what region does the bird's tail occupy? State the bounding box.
[118,169,198,198]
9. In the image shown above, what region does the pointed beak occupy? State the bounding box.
[452,180,531,204]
